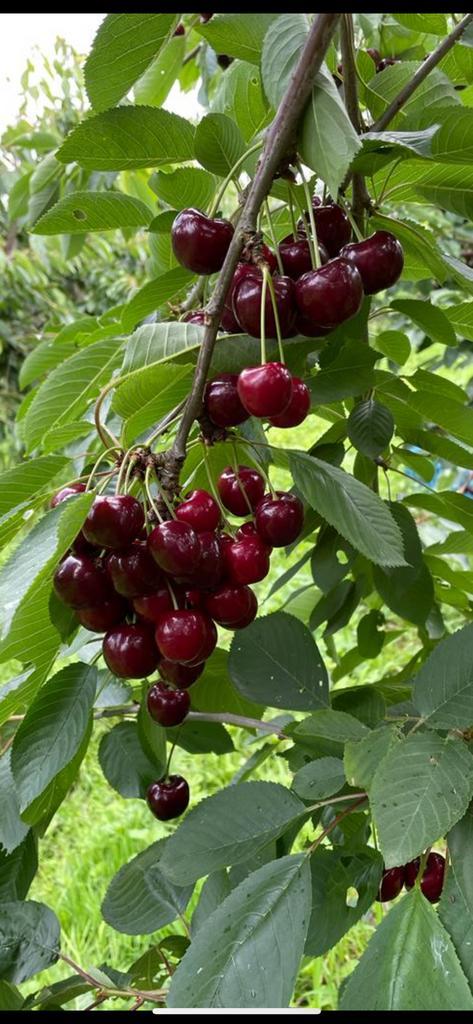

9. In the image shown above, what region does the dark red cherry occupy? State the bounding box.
[377,865,405,902]
[155,610,215,664]
[70,532,100,557]
[82,495,144,550]
[204,373,250,428]
[278,234,328,279]
[295,312,330,338]
[148,520,200,576]
[205,584,257,629]
[159,659,204,688]
[366,47,381,66]
[224,535,270,586]
[133,587,174,623]
[220,305,241,333]
[255,492,304,547]
[405,853,445,903]
[234,521,272,552]
[183,310,206,325]
[147,775,189,820]
[186,615,217,665]
[232,274,296,339]
[171,208,234,274]
[269,377,310,428]
[175,489,221,533]
[50,482,86,508]
[404,857,420,890]
[377,57,399,72]
[217,465,265,517]
[76,595,128,632]
[54,553,114,608]
[295,258,363,331]
[106,541,163,597]
[147,682,190,727]
[177,530,224,590]
[340,231,404,295]
[201,13,213,22]
[173,23,185,36]
[237,362,293,418]
[103,623,160,678]
[311,202,352,257]
[221,263,259,333]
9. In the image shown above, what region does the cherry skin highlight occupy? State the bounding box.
[255,492,304,547]
[295,259,364,331]
[340,231,404,295]
[106,541,163,597]
[147,775,190,820]
[103,623,160,678]
[278,234,328,279]
[182,310,206,325]
[175,489,221,533]
[155,610,215,664]
[232,274,296,339]
[54,553,114,608]
[147,682,190,727]
[205,584,257,629]
[76,595,129,632]
[237,362,293,418]
[171,208,234,274]
[217,465,265,517]
[223,534,270,586]
[148,520,201,576]
[82,495,144,550]
[204,373,250,428]
[269,377,310,428]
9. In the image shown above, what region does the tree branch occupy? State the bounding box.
[90,705,286,737]
[340,14,370,232]
[372,12,473,132]
[168,12,342,465]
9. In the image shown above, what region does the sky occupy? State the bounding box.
[0,13,199,132]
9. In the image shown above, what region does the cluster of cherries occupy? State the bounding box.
[378,852,446,904]
[172,197,404,342]
[52,464,303,821]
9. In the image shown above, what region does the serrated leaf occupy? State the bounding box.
[32,192,153,236]
[300,68,361,198]
[310,341,377,404]
[149,167,215,212]
[168,855,310,1008]
[0,752,29,855]
[340,888,473,1011]
[99,721,158,799]
[393,13,447,34]
[194,113,246,177]
[11,663,96,812]
[21,721,92,829]
[261,14,309,107]
[112,362,193,445]
[213,61,270,142]
[229,612,329,711]
[344,725,401,791]
[306,847,382,958]
[58,107,195,172]
[370,734,473,868]
[366,62,458,126]
[438,870,473,991]
[196,12,277,65]
[160,781,306,885]
[122,321,204,373]
[407,390,473,447]
[292,709,369,745]
[373,503,434,626]
[102,839,193,935]
[134,34,185,107]
[84,14,178,110]
[391,298,456,346]
[348,399,394,458]
[0,901,60,984]
[448,803,473,916]
[0,456,68,517]
[292,757,345,801]
[413,624,473,729]
[190,648,263,719]
[374,330,411,365]
[170,720,234,756]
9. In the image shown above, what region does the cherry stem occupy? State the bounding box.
[165,578,180,611]
[238,437,276,498]
[94,381,122,452]
[263,199,284,275]
[165,734,180,777]
[288,189,298,241]
[144,466,163,522]
[146,402,186,448]
[260,267,268,365]
[263,266,285,364]
[306,795,368,855]
[154,472,177,519]
[209,140,263,218]
[337,193,364,242]
[202,444,232,528]
[85,447,121,492]
[297,161,321,269]
[231,439,256,517]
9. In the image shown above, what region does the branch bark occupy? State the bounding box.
[372,12,473,132]
[168,12,342,466]
[340,13,370,231]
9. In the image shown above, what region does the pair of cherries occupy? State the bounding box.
[204,366,310,430]
[378,852,445,904]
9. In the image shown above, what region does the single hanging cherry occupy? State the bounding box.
[172,208,234,274]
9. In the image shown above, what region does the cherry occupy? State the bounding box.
[232,274,296,339]
[133,588,174,623]
[175,489,221,533]
[224,534,270,586]
[174,22,185,35]
[377,865,405,902]
[217,54,233,69]
[70,532,100,557]
[147,681,190,727]
[234,521,272,552]
[255,492,304,547]
[76,596,128,632]
[183,310,206,325]
[201,13,213,22]
[148,520,201,576]
[366,47,381,66]
[295,259,363,331]
[278,234,328,279]
[54,553,114,608]
[295,313,330,339]
[106,541,163,598]
[204,374,250,428]
[187,615,217,664]
[147,775,189,820]
[405,853,445,903]
[82,495,144,550]
[237,362,293,418]
[172,208,234,274]
[177,530,224,590]
[269,377,310,428]
[50,482,86,507]
[308,202,351,257]
[155,610,216,664]
[377,57,399,72]
[221,263,259,333]
[340,231,404,295]
[103,623,160,679]
[217,465,265,516]
[220,305,241,333]
[205,584,257,629]
[159,659,204,688]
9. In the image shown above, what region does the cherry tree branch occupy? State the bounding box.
[168,12,342,466]
[87,705,286,737]
[340,13,371,231]
[372,12,473,132]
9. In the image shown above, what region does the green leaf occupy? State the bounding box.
[170,720,234,756]
[160,781,306,885]
[137,700,166,774]
[102,839,193,935]
[288,450,406,567]
[393,13,447,34]
[112,362,194,445]
[194,113,246,177]
[373,503,434,626]
[21,721,92,830]
[229,612,329,711]
[404,490,473,533]
[0,981,23,1011]
[134,35,185,107]
[0,456,68,517]
[366,62,458,126]
[305,847,382,958]
[122,267,194,333]
[310,340,377,404]
[168,855,310,1008]
[0,494,93,641]
[300,68,361,198]
[99,721,159,799]
[348,399,394,458]
[370,734,473,868]
[292,709,369,745]
[345,726,401,791]
[444,300,473,341]
[406,390,473,447]
[32,191,153,236]
[381,160,473,219]
[374,330,411,365]
[123,321,204,373]
[448,803,473,916]
[391,298,457,346]
[191,871,232,935]
[0,752,29,855]
[84,14,178,110]
[0,901,60,984]
[22,335,122,453]
[213,61,270,142]
[0,832,37,901]
[413,624,473,729]
[149,167,215,212]
[340,888,473,1011]
[261,14,309,107]
[439,870,473,991]
[431,107,473,163]
[191,648,263,719]
[196,13,277,64]
[292,757,345,801]
[57,107,195,172]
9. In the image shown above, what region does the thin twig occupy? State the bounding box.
[307,795,368,855]
[340,13,370,231]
